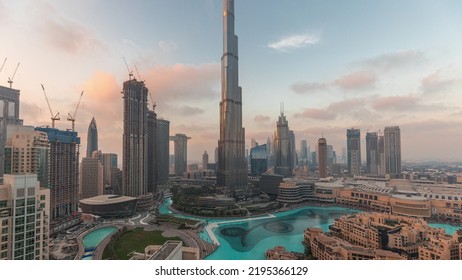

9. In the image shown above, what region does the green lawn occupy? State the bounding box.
[156,214,200,225]
[102,228,181,260]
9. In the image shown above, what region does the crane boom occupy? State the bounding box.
[8,62,20,88]
[73,91,84,119]
[41,84,60,128]
[0,57,6,73]
[123,57,133,80]
[67,90,84,131]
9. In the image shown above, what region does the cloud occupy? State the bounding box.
[333,71,377,90]
[0,2,8,23]
[327,98,366,113]
[421,70,454,94]
[36,4,102,54]
[144,63,220,106]
[75,71,122,157]
[293,108,336,120]
[360,50,425,71]
[158,40,178,53]
[268,33,320,52]
[291,82,329,94]
[371,95,426,112]
[177,105,204,116]
[254,114,271,123]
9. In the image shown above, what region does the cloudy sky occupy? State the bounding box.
[1,0,462,163]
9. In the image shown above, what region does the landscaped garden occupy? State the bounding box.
[102,227,181,260]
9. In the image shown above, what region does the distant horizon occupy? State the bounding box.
[1,0,461,162]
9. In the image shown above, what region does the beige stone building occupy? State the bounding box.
[305,212,462,260]
[304,227,404,260]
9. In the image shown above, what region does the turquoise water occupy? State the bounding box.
[159,199,462,260]
[81,226,117,260]
[206,207,358,260]
[428,223,461,235]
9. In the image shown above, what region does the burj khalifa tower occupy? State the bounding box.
[217,0,248,195]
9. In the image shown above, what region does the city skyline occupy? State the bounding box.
[1,0,462,162]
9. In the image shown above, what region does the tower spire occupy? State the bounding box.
[217,0,247,194]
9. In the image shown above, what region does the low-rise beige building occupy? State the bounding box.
[304,227,404,260]
[305,212,462,260]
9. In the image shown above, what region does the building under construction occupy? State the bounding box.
[35,127,80,234]
[0,85,23,183]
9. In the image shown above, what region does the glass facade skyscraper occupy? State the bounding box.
[86,117,98,158]
[347,128,361,176]
[217,0,248,194]
[250,144,267,176]
[384,126,401,178]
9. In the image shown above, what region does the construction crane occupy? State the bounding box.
[0,57,6,73]
[7,62,20,88]
[134,65,155,110]
[67,90,84,131]
[123,57,134,80]
[40,84,60,128]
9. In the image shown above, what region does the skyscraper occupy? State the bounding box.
[384,126,401,178]
[4,125,49,188]
[35,127,80,234]
[250,144,268,176]
[318,138,328,178]
[274,109,294,178]
[300,140,308,163]
[102,153,117,191]
[170,134,190,176]
[122,78,149,203]
[86,117,98,158]
[366,132,379,175]
[347,128,361,176]
[0,85,23,183]
[378,134,385,176]
[0,174,50,260]
[147,109,157,194]
[80,154,103,199]
[217,0,248,193]
[156,119,170,184]
[202,151,209,170]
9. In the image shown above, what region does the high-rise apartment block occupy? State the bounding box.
[202,151,209,170]
[0,85,23,183]
[0,174,50,260]
[102,153,117,191]
[122,78,150,204]
[156,119,170,184]
[4,125,49,188]
[318,138,328,178]
[217,0,248,193]
[378,134,385,176]
[384,126,401,178]
[86,117,98,158]
[170,134,190,176]
[147,109,157,194]
[300,140,308,163]
[80,154,103,199]
[347,128,361,176]
[35,127,80,234]
[366,132,379,175]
